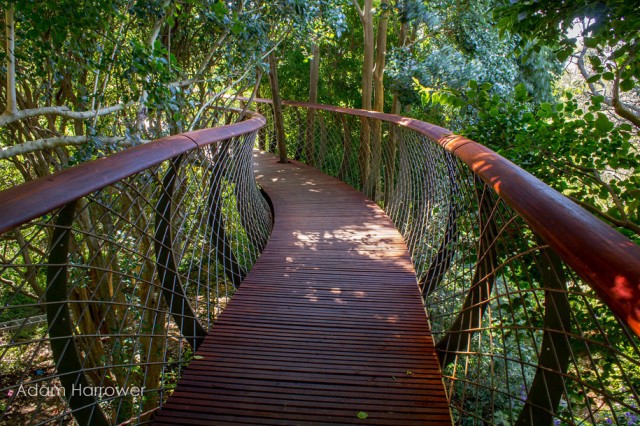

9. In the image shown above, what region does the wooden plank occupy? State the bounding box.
[152,151,451,424]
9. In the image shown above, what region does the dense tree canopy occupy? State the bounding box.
[1,0,638,235]
[0,1,639,425]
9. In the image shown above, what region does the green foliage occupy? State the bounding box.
[387,0,559,119]
[495,0,640,125]
[459,82,640,239]
[495,0,640,63]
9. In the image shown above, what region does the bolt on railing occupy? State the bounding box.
[250,98,640,426]
[0,111,271,425]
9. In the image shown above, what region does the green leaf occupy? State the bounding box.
[588,56,602,67]
[514,83,528,101]
[357,411,368,420]
[212,1,227,19]
[537,110,550,118]
[481,82,493,91]
[556,49,571,62]
[595,113,614,133]
[602,72,615,81]
[231,21,244,35]
[586,74,601,83]
[620,79,634,92]
[468,80,478,90]
[584,37,598,48]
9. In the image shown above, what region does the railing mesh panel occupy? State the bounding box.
[256,101,640,426]
[0,129,271,424]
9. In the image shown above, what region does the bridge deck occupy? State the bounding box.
[152,151,451,425]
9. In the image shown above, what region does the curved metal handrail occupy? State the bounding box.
[1,97,639,425]
[249,97,640,337]
[0,111,271,425]
[0,112,266,235]
[249,97,640,425]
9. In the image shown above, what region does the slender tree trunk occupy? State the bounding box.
[357,0,374,111]
[256,83,267,151]
[5,5,17,115]
[373,0,388,114]
[305,43,320,165]
[354,0,374,191]
[309,44,320,103]
[368,0,389,199]
[137,0,172,136]
[386,18,407,204]
[268,52,287,163]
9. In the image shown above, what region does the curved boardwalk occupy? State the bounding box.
[152,151,451,425]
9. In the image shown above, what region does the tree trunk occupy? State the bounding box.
[354,0,374,192]
[305,43,320,165]
[5,5,17,115]
[368,0,389,199]
[268,52,287,163]
[359,0,374,111]
[373,0,388,114]
[386,18,407,204]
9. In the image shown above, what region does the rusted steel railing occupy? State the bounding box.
[250,98,640,426]
[0,111,272,425]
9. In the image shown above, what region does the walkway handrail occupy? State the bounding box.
[1,97,639,425]
[249,97,640,337]
[0,112,266,234]
[250,97,640,425]
[0,111,272,425]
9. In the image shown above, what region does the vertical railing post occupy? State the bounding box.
[46,201,110,426]
[154,155,207,350]
[305,107,316,165]
[337,112,353,183]
[516,244,571,426]
[437,184,500,367]
[420,154,460,297]
[267,52,287,163]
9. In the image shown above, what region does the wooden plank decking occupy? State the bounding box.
[152,151,451,425]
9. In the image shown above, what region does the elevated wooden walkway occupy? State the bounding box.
[152,151,451,425]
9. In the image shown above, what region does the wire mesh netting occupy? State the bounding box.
[0,124,271,424]
[1,98,639,425]
[255,100,640,426]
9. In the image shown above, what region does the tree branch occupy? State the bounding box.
[566,194,640,236]
[0,135,145,160]
[576,47,640,127]
[0,103,131,127]
[188,36,287,130]
[169,30,230,88]
[611,50,640,128]
[238,67,263,120]
[148,0,173,48]
[352,0,364,21]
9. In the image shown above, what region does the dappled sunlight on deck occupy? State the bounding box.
[152,150,451,425]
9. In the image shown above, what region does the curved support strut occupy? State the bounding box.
[46,201,110,426]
